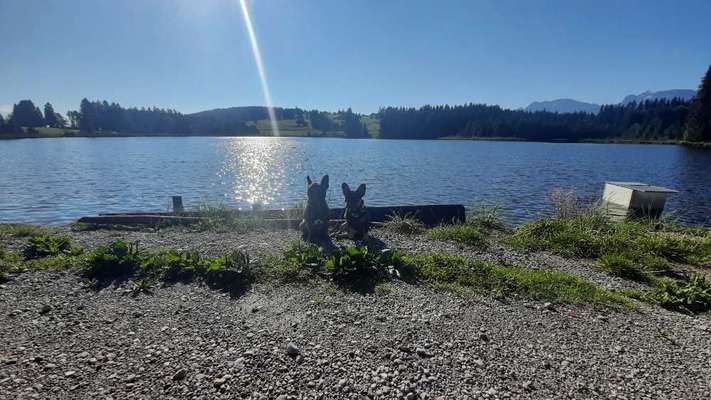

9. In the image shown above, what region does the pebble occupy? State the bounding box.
[172,369,187,381]
[286,342,300,356]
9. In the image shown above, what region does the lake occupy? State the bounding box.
[1,137,710,226]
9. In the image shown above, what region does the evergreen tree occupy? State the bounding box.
[44,102,59,127]
[9,100,44,128]
[79,98,97,132]
[685,64,711,142]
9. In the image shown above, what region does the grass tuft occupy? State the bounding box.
[382,214,426,235]
[598,254,652,283]
[0,224,47,238]
[428,223,488,247]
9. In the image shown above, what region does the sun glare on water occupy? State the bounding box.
[238,0,280,136]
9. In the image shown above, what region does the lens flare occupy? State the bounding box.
[239,0,280,136]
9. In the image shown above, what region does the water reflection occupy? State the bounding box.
[220,138,289,207]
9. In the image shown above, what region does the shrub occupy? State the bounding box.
[83,240,140,280]
[383,214,426,235]
[428,223,488,247]
[599,254,650,282]
[23,235,78,259]
[650,274,711,313]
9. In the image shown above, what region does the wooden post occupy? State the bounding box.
[172,196,184,213]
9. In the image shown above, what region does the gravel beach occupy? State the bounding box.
[1,226,710,399]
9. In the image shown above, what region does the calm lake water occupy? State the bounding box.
[1,137,710,226]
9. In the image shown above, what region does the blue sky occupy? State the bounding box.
[1,0,710,116]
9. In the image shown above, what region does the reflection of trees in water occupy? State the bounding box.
[671,147,711,224]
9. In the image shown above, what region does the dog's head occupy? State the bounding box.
[306,175,329,202]
[342,182,366,209]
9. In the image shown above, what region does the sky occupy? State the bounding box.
[1,0,710,116]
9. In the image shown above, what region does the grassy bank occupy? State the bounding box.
[511,212,711,313]
[2,202,710,314]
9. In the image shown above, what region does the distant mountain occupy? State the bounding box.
[525,99,601,114]
[621,89,696,105]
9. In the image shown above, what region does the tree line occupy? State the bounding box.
[378,98,691,141]
[0,99,369,138]
[2,64,709,141]
[378,64,711,143]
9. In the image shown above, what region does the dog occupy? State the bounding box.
[341,182,369,241]
[299,175,330,242]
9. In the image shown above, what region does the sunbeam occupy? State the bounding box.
[239,0,280,136]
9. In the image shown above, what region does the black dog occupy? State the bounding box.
[300,175,330,242]
[341,182,369,241]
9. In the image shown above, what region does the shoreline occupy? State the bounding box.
[2,131,710,147]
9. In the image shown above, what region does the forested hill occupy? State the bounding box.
[2,64,710,143]
[0,100,370,138]
[378,99,692,142]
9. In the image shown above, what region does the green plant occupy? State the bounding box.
[650,274,711,313]
[83,240,140,280]
[383,214,426,235]
[374,283,393,295]
[23,235,78,259]
[326,245,382,288]
[428,223,488,247]
[325,246,408,289]
[140,250,204,282]
[127,278,155,297]
[599,254,650,282]
[204,250,254,290]
[261,241,325,283]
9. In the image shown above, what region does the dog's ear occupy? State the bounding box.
[321,175,329,189]
[356,183,366,198]
[342,182,350,196]
[306,175,312,186]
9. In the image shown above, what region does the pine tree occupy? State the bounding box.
[44,102,59,127]
[685,64,711,142]
[9,100,44,128]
